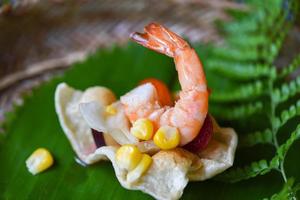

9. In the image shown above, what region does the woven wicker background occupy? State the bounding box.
[0,0,245,123]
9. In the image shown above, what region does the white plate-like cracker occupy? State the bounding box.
[55,83,238,200]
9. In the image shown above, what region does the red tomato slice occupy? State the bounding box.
[140,78,173,106]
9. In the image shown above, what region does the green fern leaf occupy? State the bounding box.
[264,178,296,200]
[212,0,300,197]
[210,101,263,120]
[239,129,273,148]
[222,17,261,34]
[217,150,284,183]
[226,34,268,48]
[278,54,300,78]
[294,183,300,194]
[273,100,300,129]
[216,160,273,183]
[273,76,300,105]
[223,0,284,36]
[261,28,291,64]
[206,59,275,80]
[210,81,264,102]
[212,29,287,63]
[211,46,259,62]
[276,124,300,161]
[226,14,287,49]
[223,7,271,35]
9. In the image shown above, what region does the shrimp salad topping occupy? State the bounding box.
[122,22,209,147]
[55,23,238,200]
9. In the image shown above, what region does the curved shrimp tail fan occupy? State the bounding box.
[130,22,189,57]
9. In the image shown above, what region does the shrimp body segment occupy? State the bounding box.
[121,23,209,146]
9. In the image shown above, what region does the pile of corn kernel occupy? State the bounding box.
[115,118,181,183]
[25,114,180,181]
[116,145,152,184]
[131,118,180,150]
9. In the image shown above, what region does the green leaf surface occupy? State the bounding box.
[0,43,292,200]
[0,44,174,200]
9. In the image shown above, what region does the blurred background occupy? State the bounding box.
[0,0,247,122]
[0,0,299,123]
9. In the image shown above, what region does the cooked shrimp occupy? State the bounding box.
[120,23,208,146]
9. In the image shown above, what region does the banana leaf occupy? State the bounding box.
[1,43,299,200]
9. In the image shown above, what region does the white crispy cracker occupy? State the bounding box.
[55,83,97,163]
[55,83,238,200]
[79,101,138,145]
[55,83,120,163]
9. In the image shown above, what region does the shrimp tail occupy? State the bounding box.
[130,22,189,58]
[127,22,209,145]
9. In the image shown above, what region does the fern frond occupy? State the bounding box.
[210,0,300,196]
[223,5,274,35]
[222,15,261,34]
[213,26,287,63]
[217,148,283,183]
[239,129,273,148]
[226,34,268,48]
[224,0,285,36]
[272,76,300,105]
[294,182,300,193]
[211,46,259,62]
[216,130,300,183]
[276,124,300,162]
[226,12,287,49]
[264,178,296,200]
[206,59,275,80]
[210,101,263,120]
[278,54,300,78]
[216,160,273,183]
[210,81,264,102]
[273,100,300,130]
[261,25,291,64]
[248,0,282,10]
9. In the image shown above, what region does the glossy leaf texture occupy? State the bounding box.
[0,43,290,200]
[0,44,175,200]
[0,42,286,199]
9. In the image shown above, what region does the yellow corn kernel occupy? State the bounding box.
[26,148,54,175]
[127,154,152,184]
[105,104,117,115]
[153,126,180,150]
[116,145,143,171]
[130,118,154,140]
